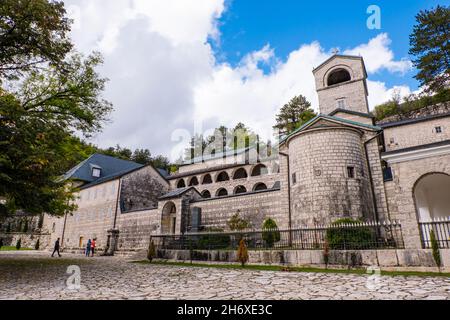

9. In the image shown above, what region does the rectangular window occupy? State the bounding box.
[435,126,442,133]
[347,166,355,178]
[92,168,101,178]
[292,173,297,185]
[337,99,346,109]
[389,137,395,144]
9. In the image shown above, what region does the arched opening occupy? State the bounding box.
[233,168,248,180]
[253,183,268,191]
[251,164,268,177]
[414,173,450,221]
[202,174,212,184]
[188,176,199,186]
[176,179,186,188]
[216,171,230,182]
[327,68,351,86]
[161,202,177,234]
[272,163,280,174]
[201,190,211,199]
[216,188,228,197]
[234,185,247,195]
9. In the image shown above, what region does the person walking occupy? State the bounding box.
[90,238,96,257]
[51,238,61,257]
[85,239,91,257]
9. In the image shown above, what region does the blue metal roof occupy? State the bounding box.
[63,153,143,183]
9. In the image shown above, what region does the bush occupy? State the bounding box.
[198,228,230,250]
[325,218,375,250]
[35,239,40,250]
[0,238,3,249]
[323,239,330,269]
[147,240,156,262]
[16,238,21,250]
[430,230,441,272]
[227,211,252,231]
[237,238,249,267]
[262,218,280,248]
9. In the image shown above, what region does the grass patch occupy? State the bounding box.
[0,246,34,251]
[133,260,450,278]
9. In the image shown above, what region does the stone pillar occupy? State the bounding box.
[106,229,120,255]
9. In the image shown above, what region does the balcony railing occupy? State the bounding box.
[419,217,450,249]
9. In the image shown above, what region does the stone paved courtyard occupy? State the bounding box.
[0,251,449,300]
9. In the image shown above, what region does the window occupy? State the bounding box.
[292,173,297,185]
[52,222,56,233]
[92,168,101,178]
[327,68,351,86]
[347,166,355,179]
[234,185,247,194]
[253,183,268,191]
[389,137,395,144]
[216,188,228,197]
[435,126,442,134]
[337,99,346,109]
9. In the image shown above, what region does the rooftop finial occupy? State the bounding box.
[331,48,340,55]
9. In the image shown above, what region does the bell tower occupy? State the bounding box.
[313,55,370,115]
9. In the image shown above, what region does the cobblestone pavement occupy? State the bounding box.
[0,251,449,300]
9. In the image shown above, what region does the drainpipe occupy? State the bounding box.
[60,212,68,249]
[107,178,122,256]
[279,152,292,246]
[363,131,384,223]
[113,178,122,229]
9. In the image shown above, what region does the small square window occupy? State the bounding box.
[292,173,297,185]
[337,99,346,109]
[389,137,395,144]
[435,126,442,134]
[347,166,355,178]
[92,168,101,178]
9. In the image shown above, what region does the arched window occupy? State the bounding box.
[216,188,228,197]
[414,173,450,221]
[233,168,248,180]
[251,164,268,177]
[234,185,247,194]
[201,190,211,199]
[202,174,212,184]
[216,171,230,182]
[176,179,186,188]
[161,201,177,234]
[188,176,199,186]
[327,68,351,86]
[253,183,267,191]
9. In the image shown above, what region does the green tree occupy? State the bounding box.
[0,1,112,218]
[147,240,156,263]
[429,229,442,272]
[131,149,152,165]
[409,5,450,93]
[274,95,316,135]
[15,238,21,250]
[261,218,280,248]
[35,238,40,250]
[0,0,72,80]
[227,211,252,231]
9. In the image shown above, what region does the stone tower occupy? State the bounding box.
[313,55,369,115]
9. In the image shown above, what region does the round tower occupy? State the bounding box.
[286,125,375,227]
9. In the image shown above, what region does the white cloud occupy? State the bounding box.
[344,33,412,74]
[64,1,416,160]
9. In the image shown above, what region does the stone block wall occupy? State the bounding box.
[383,116,450,152]
[0,232,51,249]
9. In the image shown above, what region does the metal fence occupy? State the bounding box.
[419,218,450,249]
[151,221,404,251]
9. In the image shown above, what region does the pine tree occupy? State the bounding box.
[430,230,442,272]
[409,5,450,93]
[274,95,316,135]
[147,240,156,263]
[16,238,21,250]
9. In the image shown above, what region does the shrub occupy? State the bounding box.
[262,218,280,248]
[198,227,230,250]
[325,218,375,250]
[0,238,3,249]
[237,238,249,267]
[430,230,441,272]
[35,239,40,250]
[147,240,156,262]
[227,211,252,231]
[22,220,29,233]
[16,238,21,250]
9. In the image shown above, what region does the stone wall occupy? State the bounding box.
[287,127,375,226]
[383,116,450,152]
[191,189,287,230]
[120,165,170,212]
[115,208,160,252]
[0,232,51,249]
[383,153,450,249]
[155,248,450,271]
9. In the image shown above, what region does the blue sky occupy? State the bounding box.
[66,0,447,157]
[213,0,445,90]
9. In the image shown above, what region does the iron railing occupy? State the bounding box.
[151,221,404,251]
[419,218,450,249]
